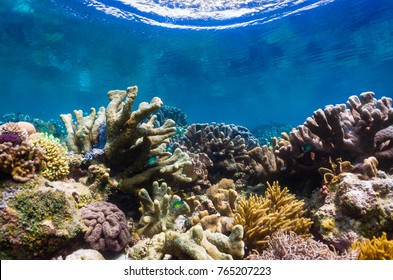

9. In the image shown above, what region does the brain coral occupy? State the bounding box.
[81,201,130,252]
[234,181,313,252]
[29,133,69,181]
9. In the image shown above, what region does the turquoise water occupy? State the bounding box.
[1,0,393,128]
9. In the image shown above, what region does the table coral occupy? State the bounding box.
[81,201,130,252]
[138,181,190,238]
[234,181,312,252]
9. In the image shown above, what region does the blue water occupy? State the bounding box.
[1,0,393,128]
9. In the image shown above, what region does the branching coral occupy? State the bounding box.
[29,133,70,181]
[351,232,393,260]
[234,181,312,251]
[81,201,130,252]
[138,181,190,238]
[0,122,29,144]
[60,107,106,154]
[246,231,357,260]
[128,225,244,260]
[290,92,393,173]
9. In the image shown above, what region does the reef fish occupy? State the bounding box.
[165,145,174,153]
[172,200,184,210]
[146,157,158,167]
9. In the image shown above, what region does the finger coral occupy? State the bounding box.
[234,181,312,251]
[81,201,130,252]
[138,181,190,238]
[351,232,393,260]
[29,133,70,181]
[60,107,106,154]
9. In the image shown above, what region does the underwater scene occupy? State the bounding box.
[1,0,393,260]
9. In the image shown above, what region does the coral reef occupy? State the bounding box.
[127,225,244,260]
[351,232,393,260]
[246,231,357,260]
[138,181,190,238]
[29,133,70,181]
[234,181,312,251]
[80,201,130,252]
[311,172,393,252]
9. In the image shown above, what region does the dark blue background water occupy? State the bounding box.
[1,0,393,128]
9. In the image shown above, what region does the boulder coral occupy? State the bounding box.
[0,177,84,259]
[81,201,130,252]
[311,172,393,252]
[234,181,313,251]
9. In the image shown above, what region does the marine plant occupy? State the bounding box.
[234,181,313,252]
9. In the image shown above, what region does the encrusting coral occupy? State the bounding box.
[138,181,190,238]
[234,181,312,251]
[127,225,244,260]
[351,232,393,260]
[28,133,70,181]
[80,201,130,252]
[311,171,393,252]
[0,176,85,259]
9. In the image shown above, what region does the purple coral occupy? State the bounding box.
[81,201,130,252]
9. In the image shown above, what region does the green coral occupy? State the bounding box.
[234,181,313,252]
[351,232,393,260]
[29,133,69,180]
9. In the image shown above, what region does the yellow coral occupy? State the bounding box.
[234,181,313,251]
[351,232,393,260]
[321,218,336,232]
[29,133,69,180]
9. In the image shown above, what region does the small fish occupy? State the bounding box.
[146,157,158,167]
[165,145,174,153]
[303,143,313,153]
[172,200,184,210]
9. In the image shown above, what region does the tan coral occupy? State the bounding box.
[234,181,313,251]
[128,225,244,260]
[60,106,106,154]
[138,181,190,238]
